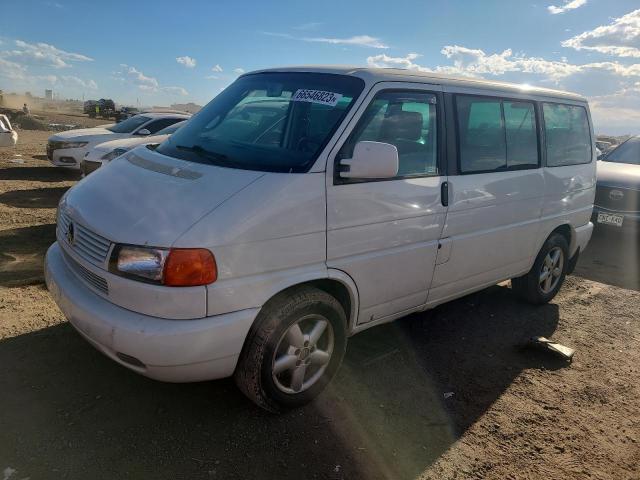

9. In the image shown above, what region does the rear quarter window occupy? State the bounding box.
[543,103,592,167]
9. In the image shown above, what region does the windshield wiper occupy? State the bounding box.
[175,144,228,162]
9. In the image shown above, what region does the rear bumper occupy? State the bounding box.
[45,242,259,382]
[592,207,640,235]
[573,221,594,254]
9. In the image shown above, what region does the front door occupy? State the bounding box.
[326,83,448,325]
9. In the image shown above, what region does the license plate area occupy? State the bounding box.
[597,212,624,227]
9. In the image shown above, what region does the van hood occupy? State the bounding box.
[597,160,640,190]
[62,146,264,246]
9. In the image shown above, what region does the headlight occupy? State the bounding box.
[101,148,128,161]
[110,245,217,286]
[57,141,88,149]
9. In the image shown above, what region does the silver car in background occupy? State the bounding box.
[594,136,640,233]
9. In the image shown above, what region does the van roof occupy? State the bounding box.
[247,65,586,102]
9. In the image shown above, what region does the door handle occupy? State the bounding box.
[441,181,449,207]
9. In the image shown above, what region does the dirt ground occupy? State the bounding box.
[0,120,638,480]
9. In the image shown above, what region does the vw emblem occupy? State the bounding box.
[609,189,624,201]
[66,222,75,245]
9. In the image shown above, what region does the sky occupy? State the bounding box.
[1,0,640,134]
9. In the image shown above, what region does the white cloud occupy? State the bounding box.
[162,86,189,96]
[211,64,223,72]
[0,39,92,68]
[562,9,640,58]
[293,22,322,31]
[547,0,587,15]
[366,46,640,134]
[262,31,388,49]
[60,75,98,90]
[116,64,187,96]
[0,57,28,80]
[304,35,388,49]
[368,47,640,82]
[205,75,220,80]
[233,68,245,74]
[176,55,197,68]
[119,64,159,89]
[367,48,585,80]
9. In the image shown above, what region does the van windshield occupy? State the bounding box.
[156,72,365,172]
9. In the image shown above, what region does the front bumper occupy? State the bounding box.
[80,159,103,176]
[47,146,85,169]
[592,207,640,235]
[45,242,259,382]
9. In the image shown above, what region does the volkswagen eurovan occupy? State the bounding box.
[45,67,596,411]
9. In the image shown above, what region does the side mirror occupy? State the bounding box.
[136,128,151,136]
[340,141,399,179]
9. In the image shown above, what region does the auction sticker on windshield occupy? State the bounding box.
[292,89,343,107]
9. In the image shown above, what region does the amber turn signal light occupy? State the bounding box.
[163,249,217,286]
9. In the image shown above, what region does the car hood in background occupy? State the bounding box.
[49,127,115,140]
[62,146,264,246]
[597,161,640,190]
[91,134,170,153]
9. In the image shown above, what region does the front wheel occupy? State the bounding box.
[512,232,569,304]
[234,286,347,413]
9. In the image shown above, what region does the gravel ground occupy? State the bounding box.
[0,121,638,480]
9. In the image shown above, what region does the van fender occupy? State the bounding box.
[326,268,360,334]
[207,266,360,332]
[529,217,583,272]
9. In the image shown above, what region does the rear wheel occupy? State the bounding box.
[234,286,347,412]
[512,232,569,304]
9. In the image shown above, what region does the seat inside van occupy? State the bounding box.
[379,110,434,175]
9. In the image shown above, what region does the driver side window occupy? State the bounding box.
[141,118,183,135]
[338,90,439,178]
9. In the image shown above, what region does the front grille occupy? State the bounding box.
[63,250,109,295]
[81,160,102,176]
[58,211,112,266]
[595,185,640,213]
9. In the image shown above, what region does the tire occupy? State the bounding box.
[512,232,570,305]
[234,286,347,413]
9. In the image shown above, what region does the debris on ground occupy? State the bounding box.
[13,116,48,131]
[522,336,576,361]
[48,123,79,131]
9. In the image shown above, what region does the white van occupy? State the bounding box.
[45,67,596,412]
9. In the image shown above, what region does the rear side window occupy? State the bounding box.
[456,96,539,173]
[543,103,592,166]
[338,90,438,177]
[504,102,538,169]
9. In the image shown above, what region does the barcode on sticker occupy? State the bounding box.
[292,89,343,107]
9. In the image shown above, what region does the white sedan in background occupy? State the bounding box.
[47,112,190,169]
[81,120,186,176]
